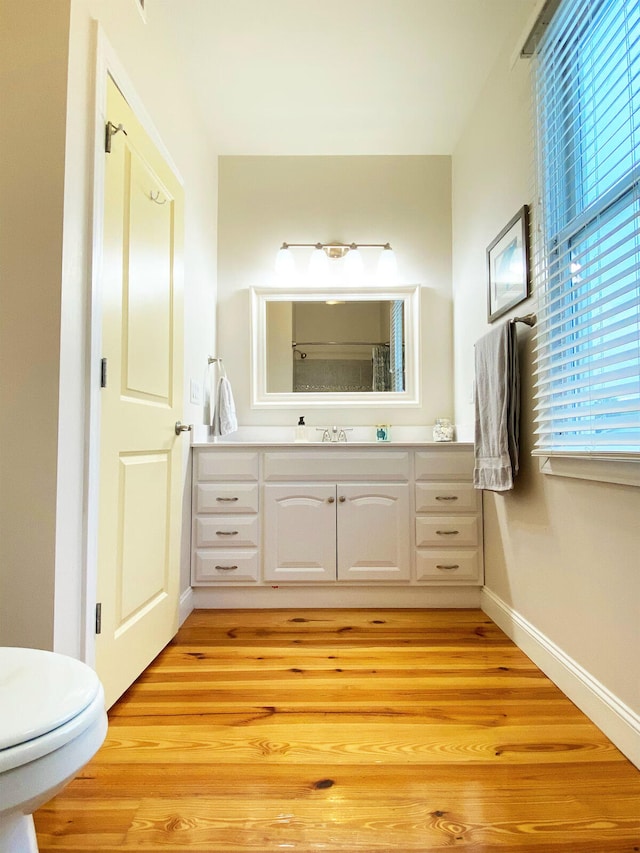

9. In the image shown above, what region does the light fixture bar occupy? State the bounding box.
[275,241,398,283]
[279,241,392,252]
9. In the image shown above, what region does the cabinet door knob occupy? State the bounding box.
[338,496,346,503]
[327,496,335,504]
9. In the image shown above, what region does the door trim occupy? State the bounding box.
[83,24,184,665]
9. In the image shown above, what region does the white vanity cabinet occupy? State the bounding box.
[190,443,482,592]
[414,447,483,585]
[191,451,260,583]
[263,482,410,582]
[262,448,411,583]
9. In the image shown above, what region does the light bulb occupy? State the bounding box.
[376,243,398,284]
[275,243,295,280]
[308,244,329,283]
[343,244,364,282]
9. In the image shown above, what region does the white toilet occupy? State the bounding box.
[0,647,108,853]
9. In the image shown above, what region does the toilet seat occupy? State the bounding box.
[0,648,103,773]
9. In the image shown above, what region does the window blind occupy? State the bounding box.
[389,299,404,392]
[532,0,640,456]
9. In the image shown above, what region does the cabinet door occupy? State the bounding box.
[263,484,336,581]
[337,483,410,581]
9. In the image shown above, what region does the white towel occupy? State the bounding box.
[214,375,238,436]
[473,323,520,491]
[208,361,238,436]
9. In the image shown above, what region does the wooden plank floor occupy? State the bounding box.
[35,609,640,852]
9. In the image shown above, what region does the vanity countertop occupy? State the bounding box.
[190,425,473,447]
[192,439,473,448]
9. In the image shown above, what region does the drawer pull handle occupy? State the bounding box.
[436,530,459,536]
[435,495,458,501]
[215,565,238,571]
[216,496,239,502]
[216,530,239,536]
[436,564,460,570]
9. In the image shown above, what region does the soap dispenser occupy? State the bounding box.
[295,416,307,442]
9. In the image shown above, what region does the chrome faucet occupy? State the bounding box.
[318,426,350,442]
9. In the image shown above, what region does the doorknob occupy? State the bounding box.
[175,421,193,436]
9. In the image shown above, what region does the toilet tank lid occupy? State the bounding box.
[0,647,102,750]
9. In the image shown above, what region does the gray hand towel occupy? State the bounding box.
[473,323,520,491]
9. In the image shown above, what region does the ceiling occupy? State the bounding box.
[159,0,538,156]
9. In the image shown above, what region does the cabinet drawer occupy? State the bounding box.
[415,448,474,481]
[264,450,410,481]
[196,450,259,482]
[415,516,478,547]
[194,515,259,548]
[195,483,259,514]
[415,482,479,512]
[416,550,481,583]
[193,549,259,583]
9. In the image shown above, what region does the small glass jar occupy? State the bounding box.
[433,418,454,442]
[376,424,390,442]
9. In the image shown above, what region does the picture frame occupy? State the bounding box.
[487,205,530,322]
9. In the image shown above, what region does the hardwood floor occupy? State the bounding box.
[35,609,640,851]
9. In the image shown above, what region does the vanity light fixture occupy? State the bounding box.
[275,241,397,283]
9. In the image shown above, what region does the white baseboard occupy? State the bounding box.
[481,587,640,770]
[178,586,195,626]
[192,585,482,610]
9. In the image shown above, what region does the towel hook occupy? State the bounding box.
[149,190,166,205]
[105,121,127,153]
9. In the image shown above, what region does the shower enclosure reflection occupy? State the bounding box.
[268,299,404,393]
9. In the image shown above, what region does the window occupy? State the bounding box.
[533,0,640,459]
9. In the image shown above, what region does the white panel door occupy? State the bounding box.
[337,483,410,581]
[263,484,336,581]
[96,76,184,708]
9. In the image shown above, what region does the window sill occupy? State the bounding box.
[534,453,640,487]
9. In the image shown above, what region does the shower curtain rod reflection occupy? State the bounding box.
[291,341,390,342]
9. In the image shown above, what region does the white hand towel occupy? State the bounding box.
[213,375,238,436]
[473,322,520,491]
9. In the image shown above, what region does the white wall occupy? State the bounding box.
[217,155,453,428]
[452,24,640,761]
[0,0,218,657]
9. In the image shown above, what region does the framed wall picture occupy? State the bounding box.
[487,205,530,322]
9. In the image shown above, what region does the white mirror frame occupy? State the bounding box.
[250,285,421,408]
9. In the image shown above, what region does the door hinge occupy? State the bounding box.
[95,602,102,635]
[100,357,108,388]
[105,120,127,153]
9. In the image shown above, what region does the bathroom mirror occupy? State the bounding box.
[250,285,420,407]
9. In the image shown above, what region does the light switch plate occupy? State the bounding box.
[190,379,202,405]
